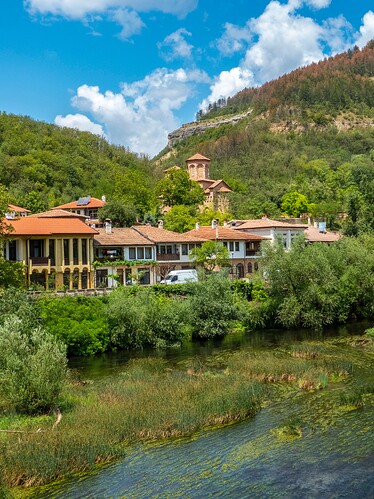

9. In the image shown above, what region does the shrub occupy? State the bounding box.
[37,296,110,356]
[187,273,237,339]
[107,287,187,349]
[0,316,67,414]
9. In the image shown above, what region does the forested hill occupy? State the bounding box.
[0,113,155,213]
[155,42,374,233]
[199,41,374,120]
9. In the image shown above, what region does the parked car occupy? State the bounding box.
[160,269,198,285]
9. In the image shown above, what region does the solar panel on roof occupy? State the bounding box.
[77,196,91,206]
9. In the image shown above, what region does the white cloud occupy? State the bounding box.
[322,15,354,54]
[57,68,210,156]
[216,22,252,56]
[24,0,198,19]
[158,28,193,61]
[200,67,253,111]
[355,11,374,48]
[241,1,324,83]
[304,0,331,8]
[55,113,105,136]
[112,8,144,40]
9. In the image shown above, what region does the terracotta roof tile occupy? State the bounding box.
[29,209,87,219]
[133,225,207,243]
[53,197,105,210]
[186,153,210,161]
[305,226,341,243]
[94,228,154,246]
[8,204,31,213]
[184,226,267,241]
[6,217,98,236]
[233,219,306,230]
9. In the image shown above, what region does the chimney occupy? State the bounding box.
[261,214,268,220]
[223,220,228,227]
[102,195,106,202]
[158,220,164,229]
[318,222,326,233]
[195,222,200,230]
[105,218,112,234]
[211,219,218,229]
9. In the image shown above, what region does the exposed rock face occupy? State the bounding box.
[168,110,252,147]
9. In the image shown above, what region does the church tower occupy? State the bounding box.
[185,153,210,181]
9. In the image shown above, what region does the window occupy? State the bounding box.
[254,262,259,271]
[81,270,88,289]
[137,247,144,259]
[8,240,17,261]
[129,247,136,259]
[166,245,172,254]
[117,268,124,285]
[182,244,188,255]
[145,247,152,259]
[30,239,43,258]
[248,262,253,273]
[82,239,87,265]
[73,239,78,265]
[49,239,55,266]
[229,241,234,252]
[63,270,70,288]
[73,269,79,289]
[236,264,244,278]
[223,242,228,248]
[96,269,108,288]
[125,269,133,286]
[63,239,70,265]
[235,242,240,252]
[139,268,150,285]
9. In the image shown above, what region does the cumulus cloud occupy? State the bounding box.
[200,67,253,111]
[55,113,105,136]
[56,68,210,156]
[158,28,193,61]
[216,22,252,56]
[112,8,144,40]
[24,0,198,19]
[355,11,374,48]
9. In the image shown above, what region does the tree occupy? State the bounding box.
[281,191,311,217]
[164,205,197,233]
[155,169,205,207]
[114,170,153,216]
[190,241,230,272]
[98,199,138,227]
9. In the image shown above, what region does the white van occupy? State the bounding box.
[160,269,198,285]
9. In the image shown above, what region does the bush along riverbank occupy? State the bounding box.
[1,334,374,494]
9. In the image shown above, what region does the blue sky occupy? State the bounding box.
[1,1,373,156]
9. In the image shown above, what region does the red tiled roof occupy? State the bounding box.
[184,226,267,241]
[8,204,31,213]
[305,226,341,243]
[133,225,207,244]
[186,153,210,161]
[233,219,306,230]
[29,209,87,219]
[53,197,105,210]
[6,217,98,236]
[94,228,154,246]
[203,179,232,193]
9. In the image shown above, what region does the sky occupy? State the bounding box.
[1,1,373,157]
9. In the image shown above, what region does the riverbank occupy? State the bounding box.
[2,333,373,496]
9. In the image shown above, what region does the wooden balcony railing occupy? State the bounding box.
[156,253,180,261]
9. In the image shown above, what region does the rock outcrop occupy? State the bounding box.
[168,110,252,147]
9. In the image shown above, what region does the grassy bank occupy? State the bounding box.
[1,338,370,493]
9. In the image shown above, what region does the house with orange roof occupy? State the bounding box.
[93,223,158,287]
[231,217,306,250]
[5,204,31,219]
[4,209,97,290]
[185,154,232,211]
[184,221,268,278]
[132,222,207,281]
[53,196,106,225]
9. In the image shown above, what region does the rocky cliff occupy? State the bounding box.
[168,110,252,147]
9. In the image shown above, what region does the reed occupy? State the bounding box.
[0,347,358,490]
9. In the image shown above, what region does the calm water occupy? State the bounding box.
[35,322,374,498]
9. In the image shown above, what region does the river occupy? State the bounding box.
[33,322,374,498]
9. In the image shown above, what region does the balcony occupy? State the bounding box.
[30,257,49,266]
[156,253,180,261]
[94,256,123,263]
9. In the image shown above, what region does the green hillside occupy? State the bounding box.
[156,42,374,233]
[0,113,156,214]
